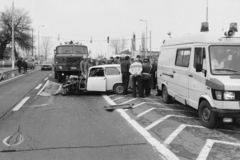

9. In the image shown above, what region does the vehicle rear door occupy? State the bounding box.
[87,67,106,91]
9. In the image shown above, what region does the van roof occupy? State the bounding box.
[162,32,240,47]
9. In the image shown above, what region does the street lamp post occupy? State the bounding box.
[140,19,147,58]
[38,25,44,60]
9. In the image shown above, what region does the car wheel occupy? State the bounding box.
[162,85,172,104]
[113,83,124,95]
[198,100,220,128]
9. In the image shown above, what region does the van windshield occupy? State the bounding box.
[209,46,240,75]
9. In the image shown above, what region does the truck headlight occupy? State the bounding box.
[58,66,62,69]
[224,91,235,100]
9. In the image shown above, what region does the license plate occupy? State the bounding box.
[71,67,77,69]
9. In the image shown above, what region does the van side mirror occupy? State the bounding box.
[54,50,56,54]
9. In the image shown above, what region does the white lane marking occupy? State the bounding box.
[120,98,138,104]
[113,97,123,101]
[12,97,30,111]
[103,95,179,160]
[196,139,240,160]
[37,80,49,95]
[145,115,197,130]
[49,74,52,76]
[108,94,116,97]
[164,124,240,146]
[44,77,48,81]
[137,108,155,117]
[164,124,204,145]
[120,98,162,105]
[35,84,43,89]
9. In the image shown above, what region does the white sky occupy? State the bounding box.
[1,0,240,59]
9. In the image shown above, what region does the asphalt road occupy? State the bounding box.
[0,70,162,160]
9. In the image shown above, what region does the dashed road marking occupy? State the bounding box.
[137,108,155,117]
[145,115,198,130]
[103,95,179,160]
[35,84,42,89]
[196,139,240,160]
[44,77,48,81]
[113,97,123,101]
[12,97,30,111]
[49,74,52,76]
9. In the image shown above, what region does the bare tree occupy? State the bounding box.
[141,32,146,51]
[120,37,127,52]
[0,7,33,59]
[110,38,128,55]
[110,38,121,55]
[41,37,53,60]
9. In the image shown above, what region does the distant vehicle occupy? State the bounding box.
[54,41,88,82]
[41,61,53,70]
[25,58,35,69]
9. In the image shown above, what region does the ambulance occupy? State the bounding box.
[157,23,240,128]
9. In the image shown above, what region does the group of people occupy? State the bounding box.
[79,55,158,97]
[17,58,28,74]
[120,55,158,98]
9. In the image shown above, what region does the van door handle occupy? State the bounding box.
[189,74,193,77]
[172,71,176,73]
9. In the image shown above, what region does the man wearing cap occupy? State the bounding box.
[120,56,131,95]
[129,58,144,98]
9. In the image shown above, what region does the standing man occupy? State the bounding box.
[22,59,27,74]
[142,58,152,97]
[80,55,87,75]
[120,56,131,95]
[84,58,93,77]
[17,58,22,74]
[129,58,143,98]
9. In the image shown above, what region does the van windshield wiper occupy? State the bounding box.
[214,68,238,72]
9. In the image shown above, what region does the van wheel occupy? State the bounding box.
[113,83,124,95]
[198,100,220,128]
[162,85,172,104]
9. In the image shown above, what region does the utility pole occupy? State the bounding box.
[32,28,34,56]
[150,31,151,56]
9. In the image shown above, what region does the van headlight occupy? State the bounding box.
[58,66,62,69]
[213,90,236,101]
[224,91,235,100]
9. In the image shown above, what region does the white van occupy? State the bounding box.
[157,23,240,128]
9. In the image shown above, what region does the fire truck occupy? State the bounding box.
[54,41,88,82]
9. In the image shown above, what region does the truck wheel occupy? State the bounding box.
[113,83,124,95]
[57,72,62,83]
[198,100,220,128]
[162,85,172,104]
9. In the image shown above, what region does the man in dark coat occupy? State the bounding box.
[142,58,152,96]
[22,59,28,74]
[120,56,131,95]
[17,58,22,74]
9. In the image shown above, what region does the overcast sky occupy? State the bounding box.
[1,0,240,58]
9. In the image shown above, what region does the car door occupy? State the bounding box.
[87,67,106,91]
[188,47,207,109]
[105,66,122,90]
[172,48,191,104]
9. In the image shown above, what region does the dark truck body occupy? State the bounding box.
[54,44,88,82]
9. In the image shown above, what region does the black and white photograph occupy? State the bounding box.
[0,0,240,159]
